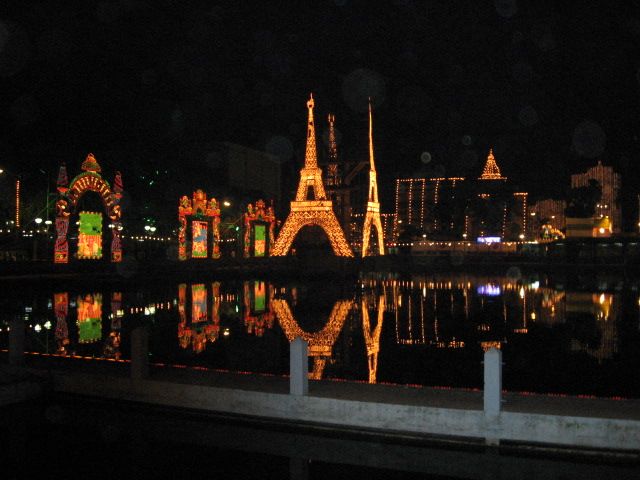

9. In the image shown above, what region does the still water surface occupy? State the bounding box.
[2,271,639,398]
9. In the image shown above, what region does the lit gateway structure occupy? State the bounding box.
[570,160,621,234]
[271,95,353,256]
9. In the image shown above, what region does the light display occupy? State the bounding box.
[242,199,276,258]
[77,211,103,259]
[271,95,353,257]
[477,284,501,296]
[361,100,385,257]
[191,221,208,258]
[54,154,123,263]
[243,281,274,336]
[477,236,501,244]
[479,149,506,180]
[178,190,221,260]
[15,179,20,228]
[273,297,353,379]
[77,293,102,343]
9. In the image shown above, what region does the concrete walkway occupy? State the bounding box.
[10,354,640,454]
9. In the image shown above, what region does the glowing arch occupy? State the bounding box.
[54,154,123,263]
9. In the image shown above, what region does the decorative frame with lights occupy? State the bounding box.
[242,199,276,258]
[54,154,123,263]
[177,190,221,260]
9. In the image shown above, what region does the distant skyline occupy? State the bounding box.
[1,1,639,227]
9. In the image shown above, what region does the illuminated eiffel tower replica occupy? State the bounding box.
[361,100,385,256]
[272,95,353,257]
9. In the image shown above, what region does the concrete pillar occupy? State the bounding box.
[483,348,502,416]
[131,326,149,381]
[483,347,502,446]
[290,337,308,396]
[9,316,24,366]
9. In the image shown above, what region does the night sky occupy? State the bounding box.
[1,1,639,229]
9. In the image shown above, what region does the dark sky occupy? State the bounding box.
[1,1,639,227]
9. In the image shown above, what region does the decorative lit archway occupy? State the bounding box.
[243,200,276,258]
[54,154,123,263]
[177,190,221,260]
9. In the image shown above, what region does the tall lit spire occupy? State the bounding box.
[368,98,376,173]
[304,94,317,169]
[328,113,337,163]
[479,148,506,180]
[361,99,385,257]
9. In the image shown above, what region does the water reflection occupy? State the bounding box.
[178,283,220,353]
[361,294,385,383]
[243,281,275,336]
[273,297,353,380]
[2,272,639,396]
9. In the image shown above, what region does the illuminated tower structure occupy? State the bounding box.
[361,101,385,256]
[322,113,352,236]
[467,149,528,241]
[271,95,353,256]
[570,161,621,234]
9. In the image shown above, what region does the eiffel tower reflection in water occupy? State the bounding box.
[6,273,629,395]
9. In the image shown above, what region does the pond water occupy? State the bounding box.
[2,270,639,398]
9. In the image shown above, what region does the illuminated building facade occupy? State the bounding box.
[393,150,528,242]
[570,161,621,234]
[528,199,566,239]
[394,177,465,237]
[467,150,528,241]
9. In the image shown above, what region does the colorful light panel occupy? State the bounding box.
[78,211,103,259]
[191,221,208,258]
